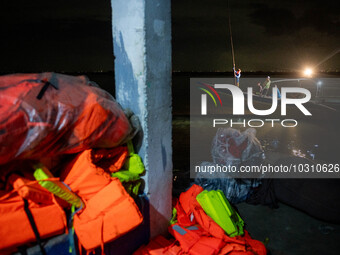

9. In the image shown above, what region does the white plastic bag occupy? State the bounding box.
[211,128,263,167]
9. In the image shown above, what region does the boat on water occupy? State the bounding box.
[242,91,337,112]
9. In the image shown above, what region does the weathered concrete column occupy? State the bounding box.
[111,0,172,237]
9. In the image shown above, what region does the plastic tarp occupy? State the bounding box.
[195,128,264,203]
[0,73,132,165]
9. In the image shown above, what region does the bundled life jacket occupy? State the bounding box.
[0,190,67,254]
[196,190,244,237]
[60,147,128,201]
[177,184,227,240]
[171,185,266,255]
[61,149,114,201]
[0,72,131,165]
[57,147,142,254]
[73,178,143,253]
[133,235,182,255]
[169,224,225,255]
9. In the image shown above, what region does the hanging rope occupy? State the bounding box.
[227,0,236,85]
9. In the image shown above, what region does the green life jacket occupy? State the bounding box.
[196,189,244,237]
[111,141,145,197]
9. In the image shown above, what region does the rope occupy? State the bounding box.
[227,0,237,86]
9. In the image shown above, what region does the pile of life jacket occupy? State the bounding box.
[0,73,145,255]
[61,146,144,253]
[0,72,132,165]
[134,184,267,255]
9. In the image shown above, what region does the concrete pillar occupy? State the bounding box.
[111,0,172,237]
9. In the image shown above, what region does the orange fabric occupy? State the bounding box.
[73,178,143,251]
[61,148,128,201]
[235,231,267,255]
[0,192,66,253]
[173,185,267,255]
[0,72,131,165]
[190,236,225,255]
[0,111,28,164]
[133,236,182,255]
[169,224,224,255]
[61,149,112,201]
[177,184,228,240]
[71,93,110,145]
[8,174,53,205]
[91,146,128,173]
[178,184,203,219]
[174,199,194,227]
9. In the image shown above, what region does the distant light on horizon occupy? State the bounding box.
[303,68,313,77]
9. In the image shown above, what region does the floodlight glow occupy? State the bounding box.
[304,68,313,77]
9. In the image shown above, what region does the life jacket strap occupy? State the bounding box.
[36,79,59,100]
[23,198,47,255]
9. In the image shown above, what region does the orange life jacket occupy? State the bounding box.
[73,178,143,253]
[91,146,128,173]
[172,185,267,255]
[177,184,228,240]
[0,191,67,254]
[61,149,112,201]
[61,147,129,202]
[133,235,182,255]
[169,224,224,255]
[0,72,131,165]
[8,174,53,205]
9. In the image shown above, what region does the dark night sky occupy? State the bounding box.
[172,0,340,72]
[0,0,113,72]
[0,0,339,73]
